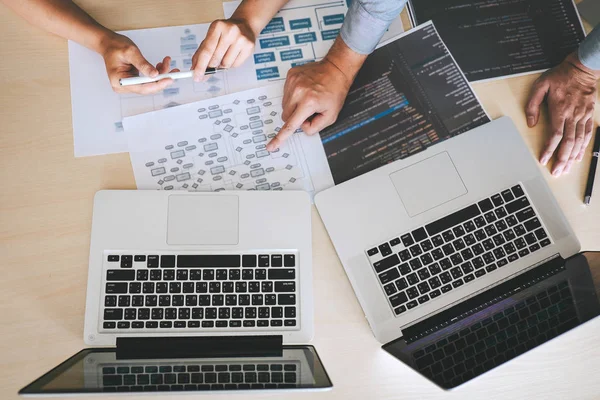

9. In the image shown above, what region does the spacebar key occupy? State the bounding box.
[177,255,241,267]
[425,204,481,236]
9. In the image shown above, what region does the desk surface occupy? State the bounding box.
[0,1,599,399]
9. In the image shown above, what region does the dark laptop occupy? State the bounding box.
[383,253,600,389]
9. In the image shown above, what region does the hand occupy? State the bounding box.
[100,32,177,95]
[266,59,352,151]
[525,53,600,176]
[191,19,256,82]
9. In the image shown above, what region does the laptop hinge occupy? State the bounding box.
[116,335,283,360]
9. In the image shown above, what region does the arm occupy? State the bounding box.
[267,0,407,150]
[192,0,289,80]
[1,0,175,94]
[526,26,600,176]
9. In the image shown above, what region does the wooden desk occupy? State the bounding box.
[0,1,598,399]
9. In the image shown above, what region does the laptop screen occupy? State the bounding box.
[383,253,600,389]
[19,346,332,394]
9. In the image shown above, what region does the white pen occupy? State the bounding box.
[119,67,224,87]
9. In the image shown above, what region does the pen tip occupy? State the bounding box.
[584,196,590,206]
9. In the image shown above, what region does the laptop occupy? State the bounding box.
[20,190,333,394]
[315,116,594,388]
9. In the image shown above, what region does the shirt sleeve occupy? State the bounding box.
[578,24,600,70]
[340,0,408,55]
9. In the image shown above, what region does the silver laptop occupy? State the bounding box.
[19,190,335,395]
[84,190,313,345]
[315,116,580,346]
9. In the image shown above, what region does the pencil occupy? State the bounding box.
[583,127,600,205]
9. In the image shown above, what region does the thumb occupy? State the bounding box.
[128,48,158,78]
[525,80,549,128]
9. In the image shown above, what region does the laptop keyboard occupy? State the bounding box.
[100,362,299,391]
[366,184,551,316]
[412,280,576,387]
[101,252,298,331]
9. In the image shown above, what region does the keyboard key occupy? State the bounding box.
[378,243,392,257]
[384,282,397,296]
[268,269,295,280]
[478,199,493,212]
[367,248,378,256]
[401,233,414,247]
[373,254,400,273]
[491,194,504,207]
[534,228,548,240]
[106,283,128,294]
[452,226,466,238]
[464,274,475,283]
[284,255,295,267]
[108,255,119,262]
[390,237,401,247]
[406,300,418,309]
[407,273,419,285]
[500,189,514,202]
[540,238,551,247]
[104,308,123,320]
[516,207,535,223]
[271,255,283,267]
[426,204,481,236]
[399,263,411,275]
[278,294,295,305]
[475,269,486,277]
[511,185,524,198]
[258,255,270,267]
[441,284,452,293]
[394,305,407,315]
[429,289,441,299]
[147,255,159,268]
[103,321,116,329]
[417,295,430,304]
[242,255,257,267]
[106,269,137,281]
[177,255,240,268]
[412,228,428,242]
[452,279,464,288]
[406,287,419,299]
[161,255,175,268]
[121,255,132,268]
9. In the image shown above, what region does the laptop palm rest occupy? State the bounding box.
[167,195,239,245]
[389,152,467,217]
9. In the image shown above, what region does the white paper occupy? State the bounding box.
[123,82,334,196]
[223,0,405,87]
[68,24,258,157]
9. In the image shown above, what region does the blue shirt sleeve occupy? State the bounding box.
[340,0,408,55]
[578,24,600,70]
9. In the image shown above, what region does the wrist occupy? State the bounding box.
[566,52,600,81]
[324,37,367,86]
[95,28,120,56]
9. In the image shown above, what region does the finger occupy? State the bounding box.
[157,56,171,74]
[192,28,222,81]
[220,42,243,69]
[577,118,595,161]
[208,35,231,69]
[565,119,586,173]
[128,48,158,78]
[525,79,550,127]
[231,46,253,68]
[540,113,566,166]
[301,112,336,135]
[122,78,174,95]
[552,119,576,176]
[267,104,316,151]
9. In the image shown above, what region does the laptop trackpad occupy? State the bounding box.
[167,195,239,245]
[390,152,467,217]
